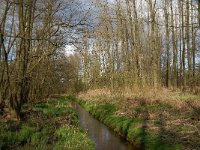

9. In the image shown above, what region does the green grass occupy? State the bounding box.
[54,125,94,150]
[0,96,95,150]
[75,98,180,150]
[174,93,200,101]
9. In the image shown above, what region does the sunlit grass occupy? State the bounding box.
[0,96,95,150]
[55,125,94,150]
[174,93,200,101]
[76,88,200,150]
[76,98,179,149]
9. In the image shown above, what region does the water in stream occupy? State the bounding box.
[72,103,136,150]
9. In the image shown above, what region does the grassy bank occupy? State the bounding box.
[77,88,200,150]
[0,96,95,150]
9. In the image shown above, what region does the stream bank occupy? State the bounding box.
[72,102,136,150]
[74,97,181,150]
[0,96,95,150]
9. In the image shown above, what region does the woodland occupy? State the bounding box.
[0,0,200,149]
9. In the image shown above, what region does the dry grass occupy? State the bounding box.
[78,87,200,149]
[78,87,200,109]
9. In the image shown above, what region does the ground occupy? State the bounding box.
[0,96,95,150]
[1,89,199,150]
[78,88,200,150]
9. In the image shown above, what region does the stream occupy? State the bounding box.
[72,103,136,150]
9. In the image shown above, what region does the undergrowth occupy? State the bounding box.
[76,89,200,150]
[0,96,95,150]
[76,99,180,150]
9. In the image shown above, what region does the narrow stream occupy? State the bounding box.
[72,103,136,150]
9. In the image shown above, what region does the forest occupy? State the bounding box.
[0,0,200,149]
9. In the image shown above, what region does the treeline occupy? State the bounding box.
[80,0,200,92]
[1,0,199,119]
[0,0,83,119]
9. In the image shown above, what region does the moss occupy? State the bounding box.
[153,119,161,125]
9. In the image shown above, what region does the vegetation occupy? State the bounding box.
[1,0,199,117]
[0,96,95,150]
[0,0,85,119]
[77,89,200,150]
[0,0,199,149]
[80,0,200,91]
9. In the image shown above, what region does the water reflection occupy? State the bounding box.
[72,103,136,150]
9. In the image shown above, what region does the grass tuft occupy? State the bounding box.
[77,88,200,150]
[0,96,95,150]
